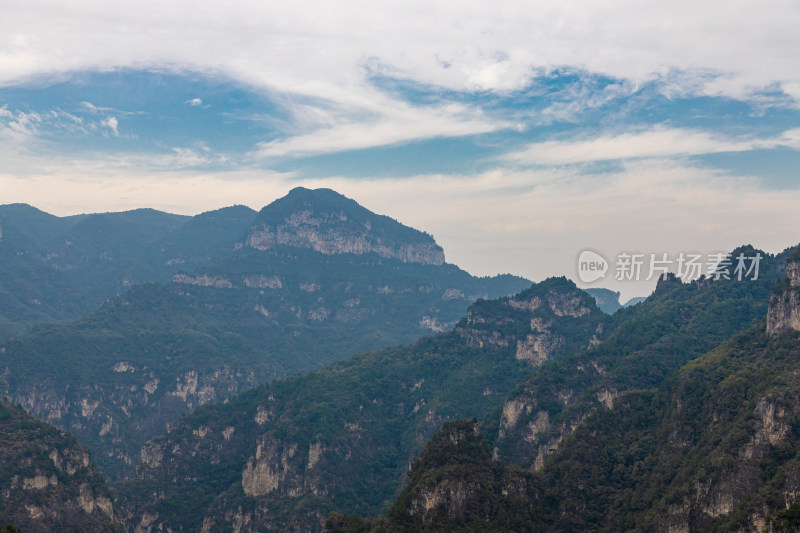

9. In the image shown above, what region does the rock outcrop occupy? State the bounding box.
[493,250,780,473]
[455,277,604,365]
[246,187,445,265]
[767,261,800,337]
[326,419,539,532]
[0,400,123,532]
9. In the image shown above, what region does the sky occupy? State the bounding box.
[2,0,800,300]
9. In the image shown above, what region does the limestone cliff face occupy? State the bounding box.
[9,364,251,481]
[383,420,506,526]
[246,188,445,265]
[0,400,123,532]
[326,419,539,532]
[241,436,303,498]
[767,262,800,337]
[132,417,335,533]
[650,398,792,531]
[173,272,234,288]
[455,278,603,366]
[493,258,780,475]
[247,210,444,265]
[515,318,564,366]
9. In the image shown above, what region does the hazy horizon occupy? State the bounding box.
[3,0,800,301]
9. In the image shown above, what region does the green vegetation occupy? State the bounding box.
[493,246,781,469]
[114,278,604,531]
[0,189,530,480]
[252,187,439,249]
[520,326,800,531]
[5,188,799,533]
[327,419,540,533]
[0,203,196,338]
[0,244,529,480]
[0,400,122,532]
[332,253,800,533]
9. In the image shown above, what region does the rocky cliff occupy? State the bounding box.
[326,419,539,532]
[454,277,603,366]
[1,242,529,481]
[323,246,800,532]
[0,400,123,532]
[529,320,800,532]
[767,261,800,337]
[113,278,603,532]
[492,252,779,472]
[247,187,445,265]
[0,190,445,340]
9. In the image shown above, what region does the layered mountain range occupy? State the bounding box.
[3,187,800,533]
[330,254,800,533]
[0,188,529,481]
[0,188,479,340]
[114,277,604,532]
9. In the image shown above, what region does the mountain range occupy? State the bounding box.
[357,252,800,533]
[0,188,529,480]
[2,187,800,533]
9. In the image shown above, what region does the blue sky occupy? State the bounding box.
[2,0,800,299]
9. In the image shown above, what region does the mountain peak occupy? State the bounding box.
[328,419,538,532]
[246,188,445,265]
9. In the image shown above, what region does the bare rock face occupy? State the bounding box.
[338,419,539,531]
[0,400,124,532]
[11,365,246,481]
[247,211,445,265]
[173,273,233,288]
[241,436,302,498]
[246,188,445,265]
[457,308,512,349]
[515,323,564,366]
[456,279,602,367]
[766,262,800,337]
[547,290,591,317]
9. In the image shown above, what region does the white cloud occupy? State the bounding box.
[2,0,799,104]
[254,102,510,158]
[100,116,119,136]
[3,0,797,163]
[0,108,42,143]
[2,0,800,304]
[80,101,103,113]
[80,101,142,116]
[504,127,800,166]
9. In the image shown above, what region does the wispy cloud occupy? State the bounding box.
[254,102,511,158]
[0,106,42,143]
[100,116,119,136]
[503,127,800,166]
[80,101,113,113]
[79,101,142,116]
